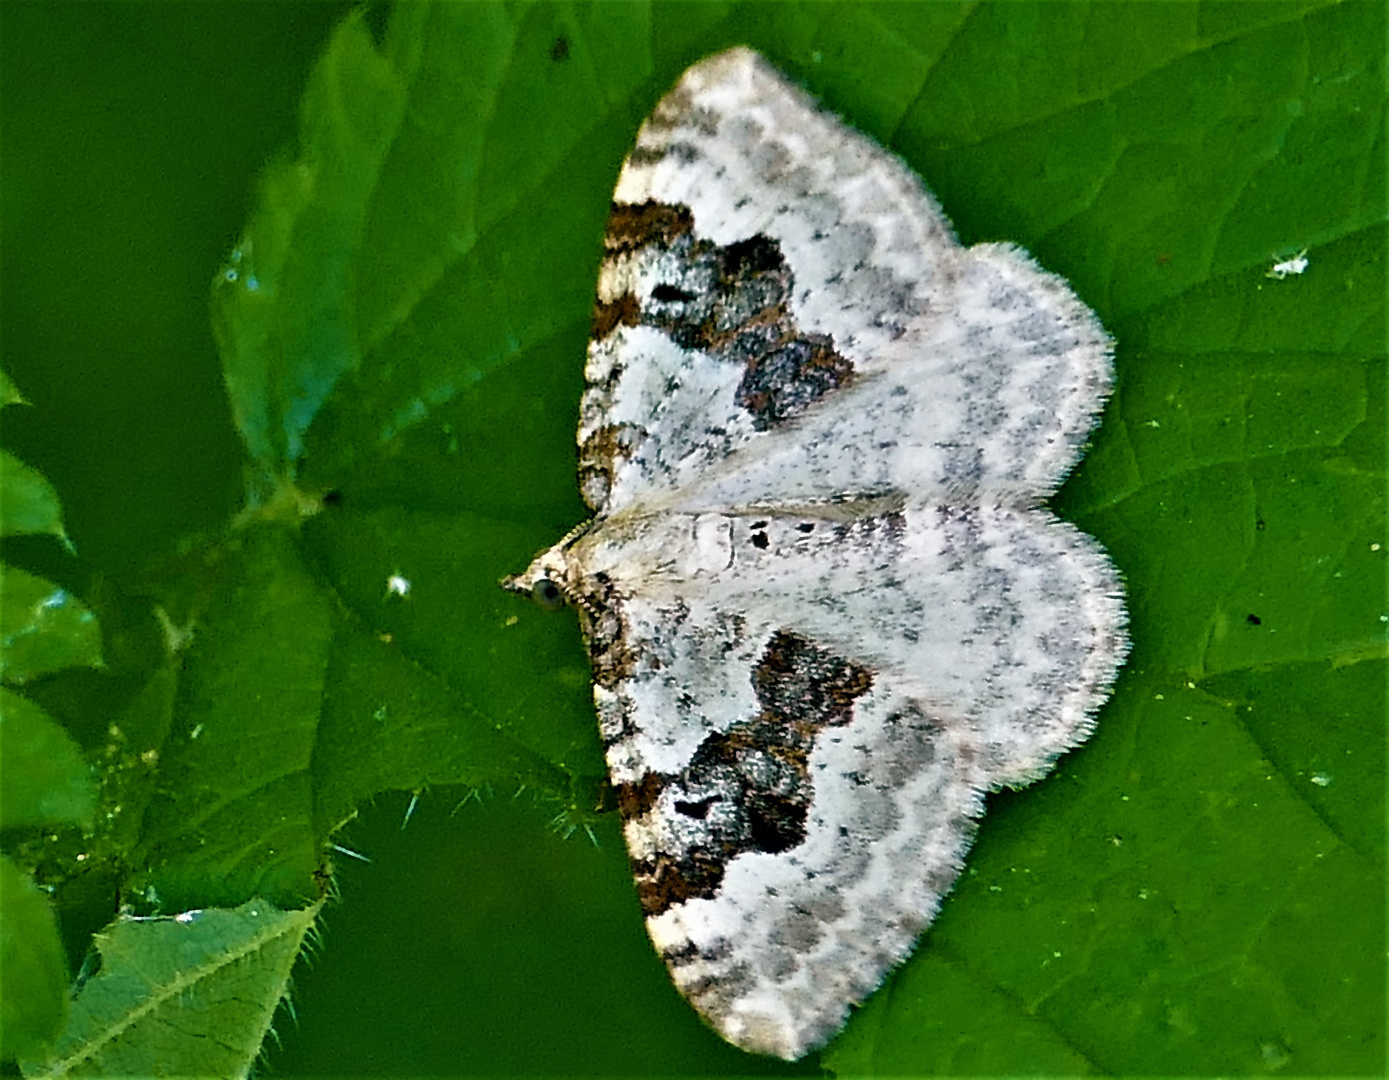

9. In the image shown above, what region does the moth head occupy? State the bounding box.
[500,545,576,610]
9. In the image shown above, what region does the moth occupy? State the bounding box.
[505,47,1127,1060]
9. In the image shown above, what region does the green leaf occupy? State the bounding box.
[0,370,26,407]
[0,368,98,1066]
[815,0,1385,1073]
[210,13,399,474]
[0,689,96,829]
[0,567,102,685]
[131,520,578,912]
[202,1,652,874]
[0,856,68,1063]
[19,898,319,1079]
[0,451,70,547]
[212,2,649,482]
[199,1,1382,1073]
[132,525,333,910]
[201,3,643,857]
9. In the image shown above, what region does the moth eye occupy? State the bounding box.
[532,578,565,610]
[651,283,695,303]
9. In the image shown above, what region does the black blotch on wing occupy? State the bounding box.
[675,797,717,819]
[652,283,696,303]
[606,205,857,431]
[626,632,873,917]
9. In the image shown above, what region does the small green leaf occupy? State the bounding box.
[0,369,25,407]
[0,857,68,1063]
[0,566,102,684]
[0,689,96,829]
[0,452,71,547]
[20,899,319,1080]
[209,9,416,473]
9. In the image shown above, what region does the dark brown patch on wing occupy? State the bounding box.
[577,574,639,688]
[626,632,874,917]
[736,334,855,428]
[591,291,641,339]
[604,200,695,255]
[596,202,857,430]
[618,771,665,819]
[578,422,646,511]
[754,629,874,726]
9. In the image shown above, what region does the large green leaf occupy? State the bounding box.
[0,0,1381,1075]
[246,3,1380,1074]
[129,522,575,914]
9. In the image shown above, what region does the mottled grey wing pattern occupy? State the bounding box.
[556,499,1124,1058]
[578,48,1113,520]
[504,47,1127,1062]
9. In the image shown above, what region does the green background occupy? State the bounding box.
[2,1,1383,1075]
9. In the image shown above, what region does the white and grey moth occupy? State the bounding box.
[505,47,1127,1060]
